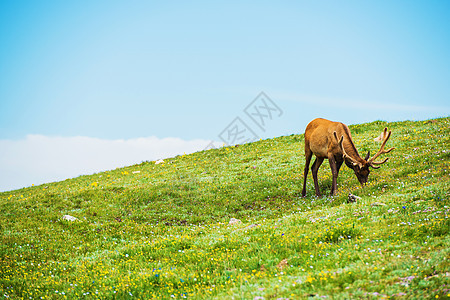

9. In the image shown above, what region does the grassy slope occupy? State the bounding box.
[0,118,449,299]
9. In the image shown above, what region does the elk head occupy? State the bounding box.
[334,127,395,185]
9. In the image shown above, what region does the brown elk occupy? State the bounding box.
[301,118,394,197]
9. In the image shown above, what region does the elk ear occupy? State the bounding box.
[364,151,370,161]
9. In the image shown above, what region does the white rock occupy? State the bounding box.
[245,224,259,230]
[229,218,241,225]
[62,215,79,222]
[155,159,164,164]
[348,193,361,203]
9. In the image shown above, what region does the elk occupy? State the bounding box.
[301,118,394,197]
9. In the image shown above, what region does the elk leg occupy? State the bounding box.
[334,157,344,194]
[302,149,313,197]
[311,157,324,197]
[328,155,339,196]
[335,158,344,176]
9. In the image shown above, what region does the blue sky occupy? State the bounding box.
[0,1,449,191]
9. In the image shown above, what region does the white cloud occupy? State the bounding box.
[0,135,214,192]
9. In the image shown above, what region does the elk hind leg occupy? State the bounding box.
[302,149,313,197]
[311,157,324,197]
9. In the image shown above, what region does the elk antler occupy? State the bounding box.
[333,131,359,166]
[368,127,395,168]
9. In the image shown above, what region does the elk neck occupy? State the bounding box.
[341,126,365,164]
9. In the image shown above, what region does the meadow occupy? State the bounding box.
[0,118,449,299]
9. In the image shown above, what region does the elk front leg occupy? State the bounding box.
[335,158,343,176]
[311,157,324,197]
[328,154,339,196]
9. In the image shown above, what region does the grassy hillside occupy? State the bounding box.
[1,118,449,299]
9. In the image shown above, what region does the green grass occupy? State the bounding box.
[1,117,449,299]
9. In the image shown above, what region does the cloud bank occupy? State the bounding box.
[0,135,212,192]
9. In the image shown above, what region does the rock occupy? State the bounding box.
[155,159,164,164]
[62,215,79,222]
[371,202,386,207]
[244,224,259,230]
[229,218,241,225]
[348,193,361,203]
[276,258,288,270]
[132,171,140,174]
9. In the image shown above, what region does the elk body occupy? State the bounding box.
[301,118,394,197]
